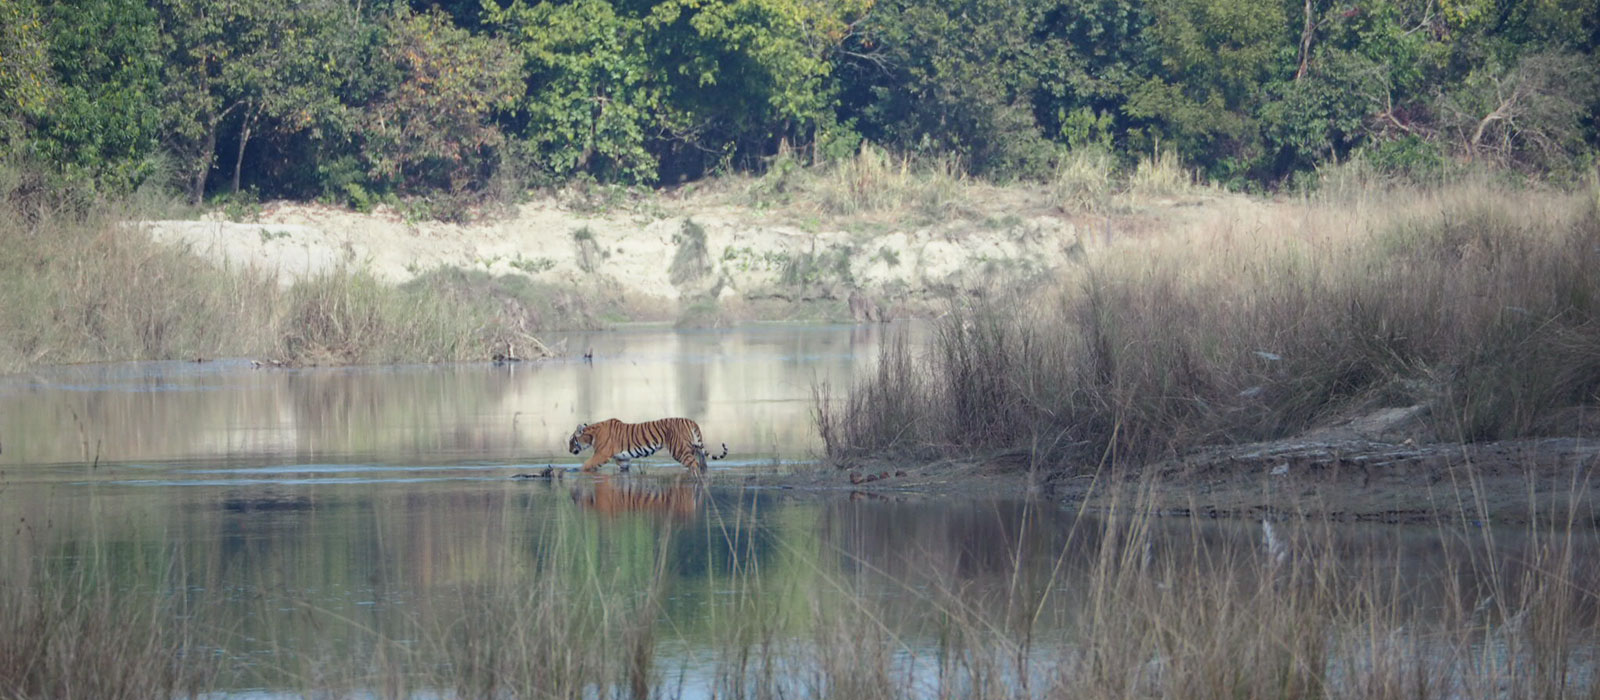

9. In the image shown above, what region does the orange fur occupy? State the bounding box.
[572,477,701,519]
[568,417,729,473]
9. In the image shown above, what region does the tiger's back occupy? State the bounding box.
[569,417,730,473]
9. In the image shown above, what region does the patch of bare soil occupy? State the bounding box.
[137,184,1268,327]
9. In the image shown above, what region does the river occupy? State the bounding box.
[1,323,1594,698]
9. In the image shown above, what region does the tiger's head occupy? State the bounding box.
[568,423,593,455]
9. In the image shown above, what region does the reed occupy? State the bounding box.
[820,179,1600,466]
[2,482,1597,698]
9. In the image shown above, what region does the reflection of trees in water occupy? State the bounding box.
[1,365,294,463]
[0,362,524,463]
[9,476,1600,694]
[814,498,1600,625]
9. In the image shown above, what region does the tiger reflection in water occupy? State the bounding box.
[570,477,702,520]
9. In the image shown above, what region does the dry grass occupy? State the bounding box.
[3,485,1596,699]
[731,143,1215,233]
[0,564,220,698]
[1049,147,1115,213]
[736,143,977,225]
[1124,148,1200,199]
[0,175,562,370]
[820,179,1600,466]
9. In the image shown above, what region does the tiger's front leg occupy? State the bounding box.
[580,450,611,472]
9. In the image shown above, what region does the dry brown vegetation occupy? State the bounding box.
[819,178,1600,470]
[0,184,564,371]
[3,486,1596,698]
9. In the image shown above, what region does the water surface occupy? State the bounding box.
[1,323,1594,697]
[0,323,909,468]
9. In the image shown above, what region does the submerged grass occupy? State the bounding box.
[2,482,1597,699]
[820,179,1600,467]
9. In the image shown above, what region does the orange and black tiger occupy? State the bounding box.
[568,417,729,473]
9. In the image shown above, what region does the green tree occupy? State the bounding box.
[489,0,661,182]
[1435,51,1598,169]
[358,8,521,195]
[26,0,163,191]
[0,0,58,154]
[1122,0,1288,180]
[844,0,1061,178]
[641,0,858,175]
[490,0,858,183]
[155,0,360,203]
[1026,0,1155,151]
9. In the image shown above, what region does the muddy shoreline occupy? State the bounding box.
[741,436,1600,527]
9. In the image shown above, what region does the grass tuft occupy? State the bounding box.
[1050,147,1115,212]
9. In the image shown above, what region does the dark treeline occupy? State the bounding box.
[2,0,1596,209]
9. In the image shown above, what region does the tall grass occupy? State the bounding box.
[820,180,1600,466]
[0,563,220,698]
[0,173,558,370]
[4,484,1596,698]
[1124,148,1199,198]
[741,144,973,223]
[1049,147,1115,213]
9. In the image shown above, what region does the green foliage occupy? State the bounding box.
[1366,136,1448,181]
[1260,52,1386,177]
[361,9,520,196]
[7,0,1598,198]
[848,0,1058,178]
[0,0,58,153]
[489,0,860,183]
[490,0,660,182]
[1124,0,1286,181]
[19,0,164,192]
[154,0,368,203]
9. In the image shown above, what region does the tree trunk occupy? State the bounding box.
[1295,0,1315,81]
[232,104,256,194]
[189,122,217,206]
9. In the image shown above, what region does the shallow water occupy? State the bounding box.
[2,323,1596,698]
[0,322,909,467]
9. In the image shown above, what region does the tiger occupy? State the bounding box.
[568,417,729,473]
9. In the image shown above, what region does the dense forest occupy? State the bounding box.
[2,0,1596,210]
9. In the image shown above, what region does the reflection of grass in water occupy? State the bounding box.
[4,484,1598,698]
